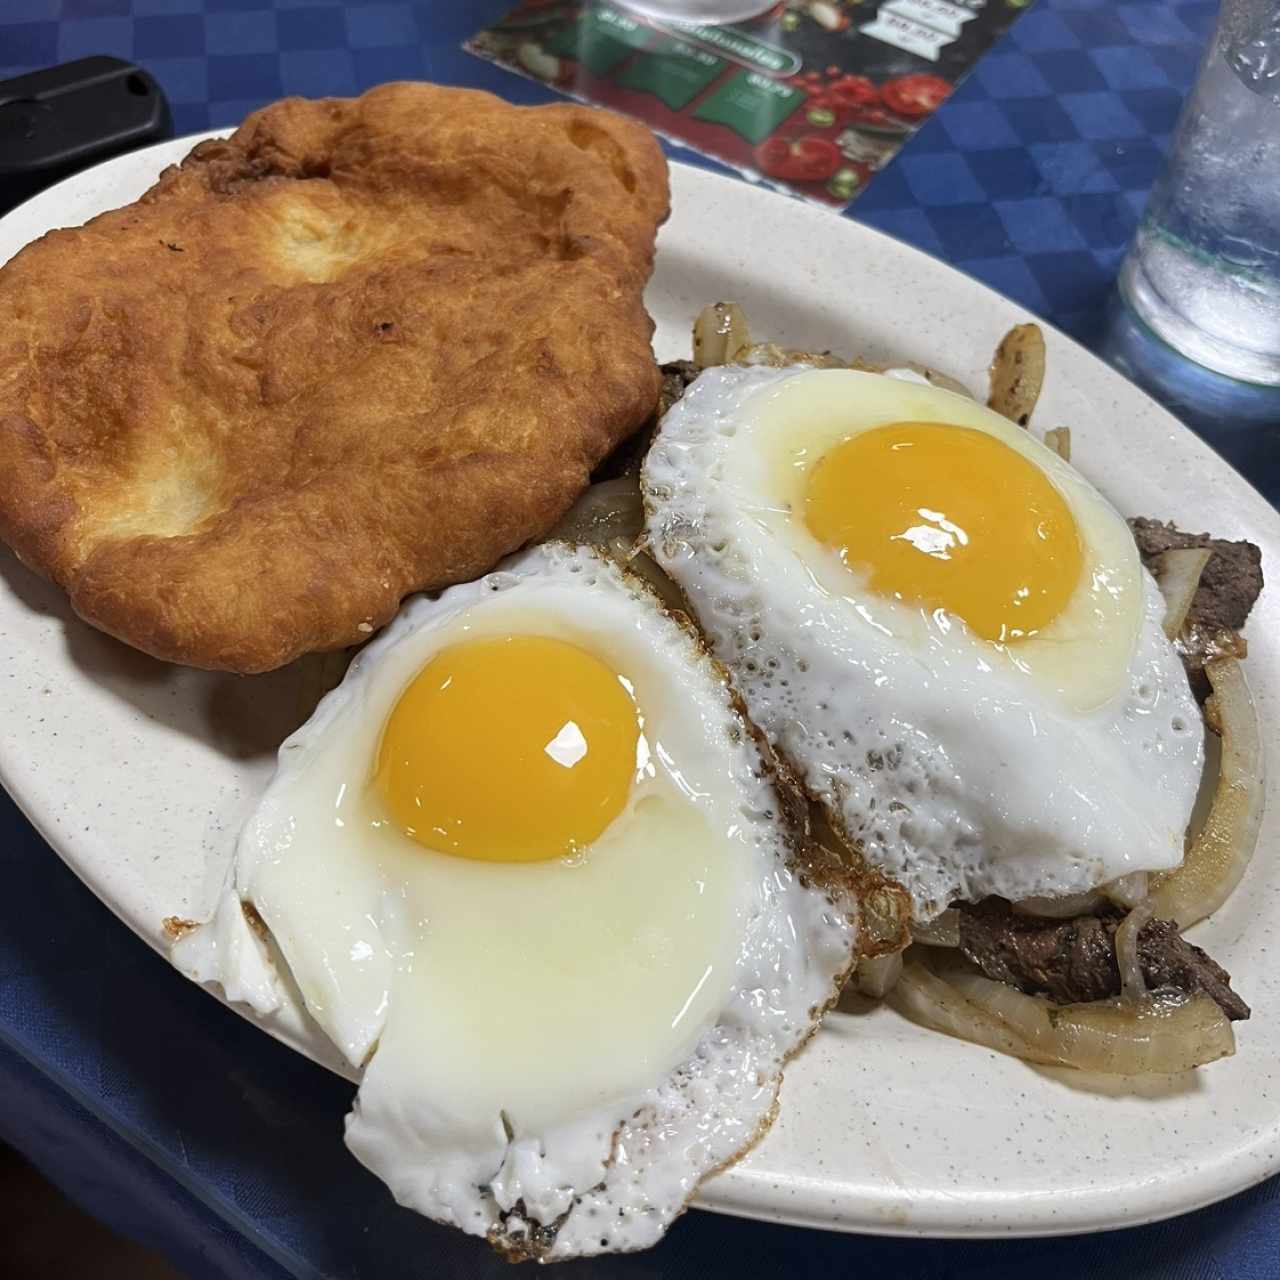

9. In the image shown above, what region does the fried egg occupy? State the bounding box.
[642,365,1204,919]
[173,542,857,1260]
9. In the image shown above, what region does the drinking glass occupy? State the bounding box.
[1118,0,1280,385]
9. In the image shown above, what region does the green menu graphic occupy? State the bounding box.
[616,36,724,112]
[693,70,806,145]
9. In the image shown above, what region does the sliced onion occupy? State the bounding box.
[886,959,1056,1063]
[692,301,750,366]
[1043,426,1071,461]
[741,342,844,369]
[1148,658,1264,929]
[1154,547,1213,640]
[1012,890,1106,919]
[1105,872,1149,909]
[855,950,904,998]
[548,478,644,550]
[1015,876,1144,920]
[910,907,960,947]
[889,953,1236,1074]
[987,323,1045,428]
[940,964,1234,1073]
[1113,898,1155,1002]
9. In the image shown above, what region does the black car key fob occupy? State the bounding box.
[0,56,172,215]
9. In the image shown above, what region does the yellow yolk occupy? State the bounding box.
[805,422,1083,642]
[374,635,641,863]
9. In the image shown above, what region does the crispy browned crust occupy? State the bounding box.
[0,83,669,671]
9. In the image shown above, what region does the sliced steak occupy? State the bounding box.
[956,899,1250,1021]
[1130,517,1263,632]
[1137,916,1251,1022]
[659,359,701,415]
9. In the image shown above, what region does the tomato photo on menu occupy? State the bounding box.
[754,135,844,182]
[881,74,952,119]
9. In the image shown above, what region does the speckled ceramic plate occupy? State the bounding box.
[1,135,1278,1240]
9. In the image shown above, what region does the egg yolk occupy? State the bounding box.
[805,422,1083,642]
[373,635,641,863]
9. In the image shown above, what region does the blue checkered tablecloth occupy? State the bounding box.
[0,0,1217,354]
[2,3,1279,1278]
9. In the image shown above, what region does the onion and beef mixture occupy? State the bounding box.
[567,303,1266,1076]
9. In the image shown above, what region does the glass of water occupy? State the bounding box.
[1119,0,1280,385]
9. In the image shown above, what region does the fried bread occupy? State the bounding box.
[0,83,668,671]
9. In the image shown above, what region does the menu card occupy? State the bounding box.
[467,0,1033,210]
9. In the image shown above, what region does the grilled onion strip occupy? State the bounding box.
[888,954,1235,1074]
[1149,658,1264,929]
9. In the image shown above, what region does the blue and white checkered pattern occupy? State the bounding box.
[3,1,458,136]
[0,0,1215,350]
[4,4,1278,1279]
[854,0,1215,345]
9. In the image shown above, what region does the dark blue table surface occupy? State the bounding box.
[2,3,1279,1278]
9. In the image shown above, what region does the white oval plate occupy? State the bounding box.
[1,135,1278,1241]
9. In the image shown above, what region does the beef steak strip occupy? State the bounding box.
[659,359,701,414]
[956,899,1250,1021]
[1130,517,1263,632]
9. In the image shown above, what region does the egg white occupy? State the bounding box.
[743,367,1143,712]
[643,364,1204,920]
[173,542,857,1259]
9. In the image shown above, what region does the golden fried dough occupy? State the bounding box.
[0,83,668,671]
